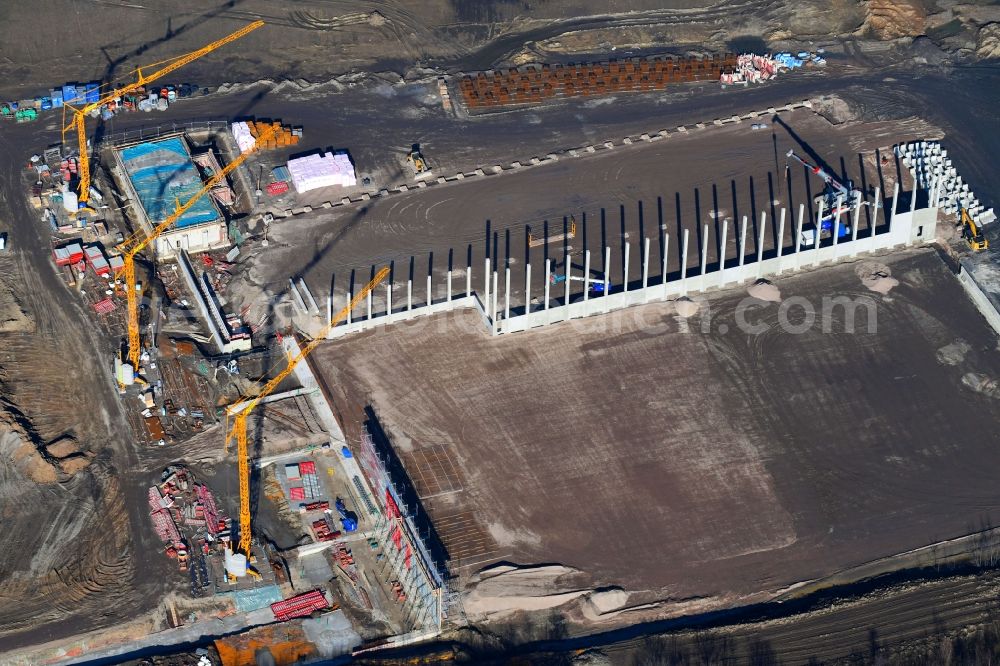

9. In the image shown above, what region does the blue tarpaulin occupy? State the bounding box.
[119,137,221,229]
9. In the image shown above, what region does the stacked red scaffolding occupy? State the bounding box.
[270,589,329,621]
[196,483,220,535]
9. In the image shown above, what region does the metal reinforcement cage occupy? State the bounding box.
[358,418,446,630]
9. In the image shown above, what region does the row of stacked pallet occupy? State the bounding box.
[460,54,737,108]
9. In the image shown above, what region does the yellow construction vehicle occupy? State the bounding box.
[225,266,389,571]
[407,144,430,177]
[115,124,277,372]
[961,208,988,251]
[62,20,264,205]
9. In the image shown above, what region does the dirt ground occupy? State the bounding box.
[312,248,1000,609]
[1,0,997,100]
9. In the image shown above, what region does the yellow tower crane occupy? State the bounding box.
[116,124,277,371]
[226,266,390,564]
[63,20,264,205]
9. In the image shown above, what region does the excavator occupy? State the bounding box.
[786,148,864,246]
[961,207,988,251]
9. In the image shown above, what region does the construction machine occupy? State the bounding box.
[786,148,864,246]
[62,20,263,205]
[407,144,431,178]
[961,208,988,251]
[224,266,389,576]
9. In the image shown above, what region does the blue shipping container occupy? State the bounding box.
[62,84,78,105]
[85,83,100,104]
[50,89,63,108]
[40,97,52,110]
[75,86,88,104]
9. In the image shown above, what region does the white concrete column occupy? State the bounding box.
[484,258,491,316]
[700,224,709,277]
[909,181,917,214]
[367,289,372,320]
[347,289,352,324]
[492,271,498,331]
[544,258,551,310]
[525,263,532,315]
[832,196,843,249]
[718,218,729,288]
[583,250,591,303]
[446,270,452,302]
[870,186,881,252]
[504,266,511,322]
[776,208,786,274]
[661,233,670,299]
[623,242,631,293]
[756,212,767,278]
[795,203,805,272]
[681,228,690,296]
[327,292,332,324]
[642,237,650,293]
[427,274,432,307]
[851,196,861,244]
[564,251,571,312]
[739,216,748,268]
[386,283,392,316]
[466,261,471,298]
[814,200,825,267]
[407,279,412,311]
[661,231,669,280]
[890,181,900,227]
[603,246,611,311]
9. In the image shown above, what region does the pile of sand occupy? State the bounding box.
[856,262,899,294]
[464,564,591,619]
[673,297,701,318]
[936,340,971,366]
[963,373,1000,399]
[747,279,781,302]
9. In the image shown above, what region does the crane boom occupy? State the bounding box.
[229,266,390,557]
[116,124,276,370]
[64,20,264,203]
[786,148,850,199]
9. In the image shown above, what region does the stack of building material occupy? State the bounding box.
[896,140,996,226]
[196,483,220,535]
[246,120,301,150]
[289,486,306,501]
[230,121,257,153]
[270,590,329,622]
[148,487,183,547]
[299,460,321,499]
[287,151,356,193]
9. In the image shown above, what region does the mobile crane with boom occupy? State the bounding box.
[786,148,865,246]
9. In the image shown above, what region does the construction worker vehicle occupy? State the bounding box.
[961,208,988,251]
[407,144,431,178]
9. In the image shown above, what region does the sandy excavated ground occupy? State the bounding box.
[314,248,1000,618]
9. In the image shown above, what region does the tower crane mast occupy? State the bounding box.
[226,267,390,563]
